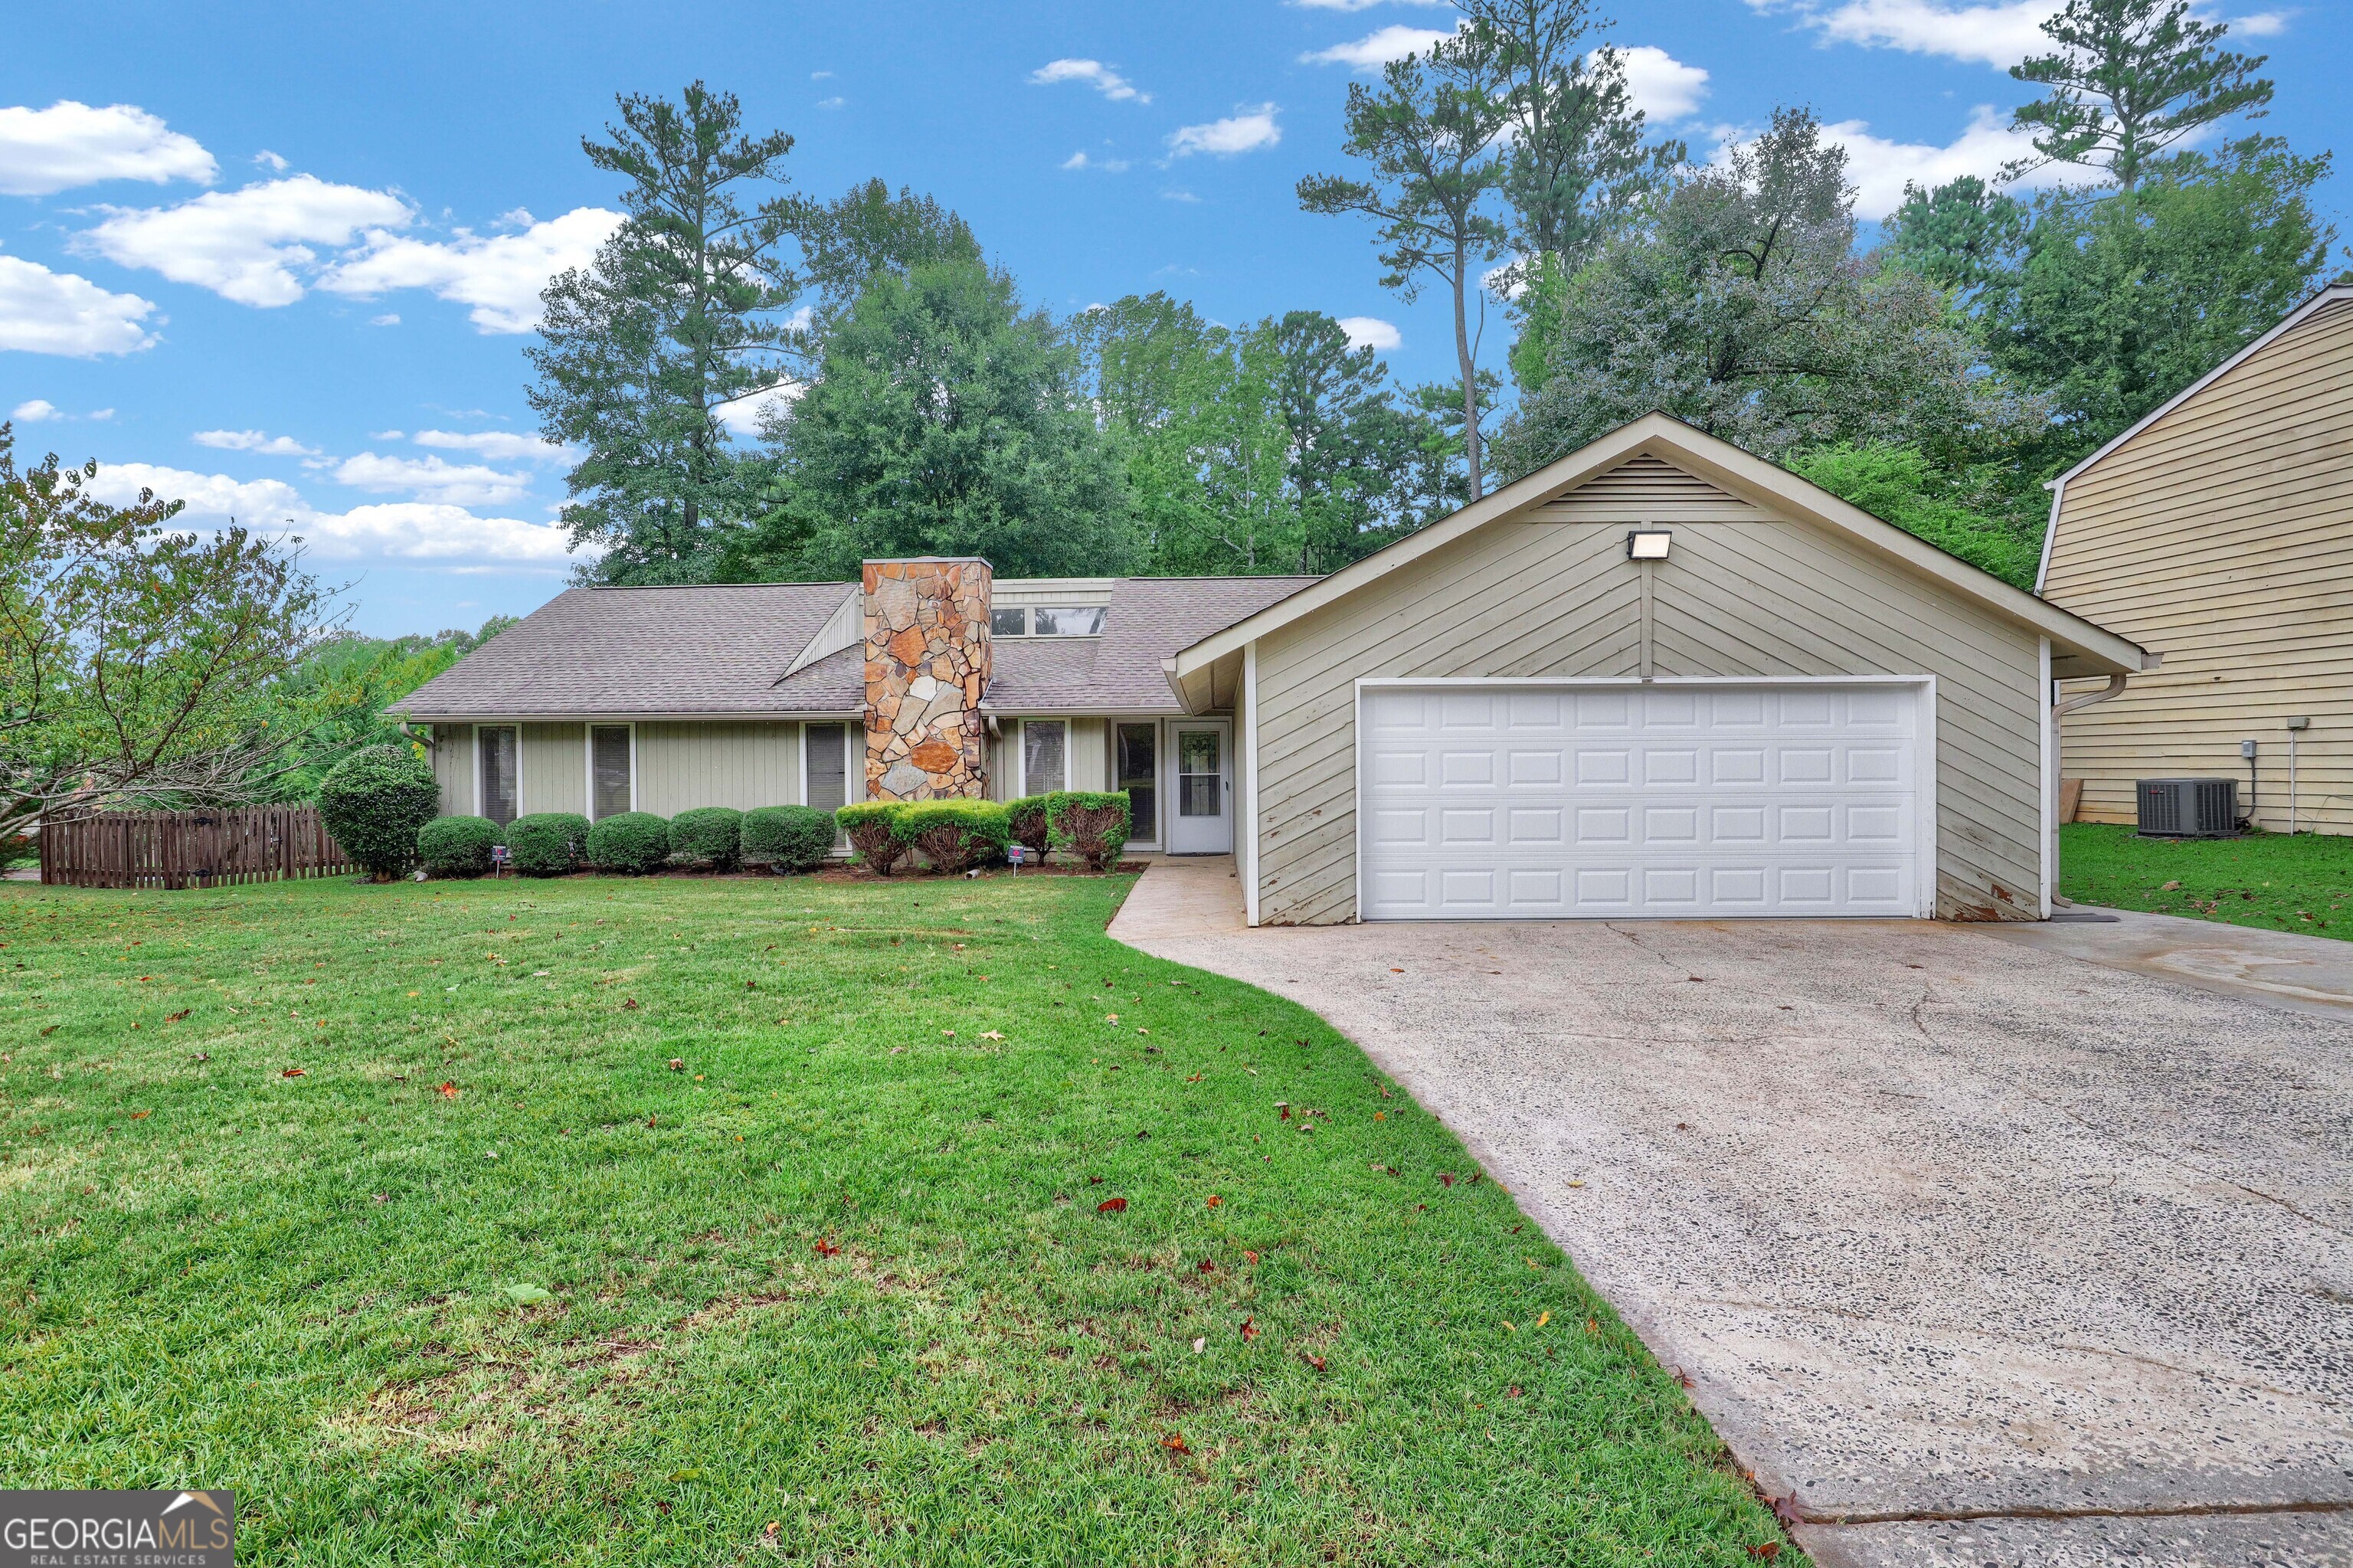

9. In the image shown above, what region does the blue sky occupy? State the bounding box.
[5,0,2342,637]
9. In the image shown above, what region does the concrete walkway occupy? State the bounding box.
[1111,863,2353,1568]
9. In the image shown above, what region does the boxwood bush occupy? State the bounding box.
[319,744,442,880]
[587,811,671,875]
[836,801,911,876]
[744,805,836,872]
[1046,790,1133,872]
[669,806,744,872]
[898,800,1013,874]
[506,812,590,876]
[1007,795,1053,863]
[417,815,501,879]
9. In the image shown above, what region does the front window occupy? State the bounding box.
[1117,722,1157,842]
[1023,719,1067,794]
[479,725,519,827]
[591,725,632,820]
[807,723,849,813]
[990,607,1028,637]
[1033,606,1105,637]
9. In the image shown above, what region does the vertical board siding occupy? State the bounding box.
[39,805,352,889]
[1252,453,2045,925]
[1072,719,1109,792]
[2044,299,2353,832]
[522,723,587,817]
[432,724,474,817]
[634,722,800,816]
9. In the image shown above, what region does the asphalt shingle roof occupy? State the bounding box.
[391,574,1320,719]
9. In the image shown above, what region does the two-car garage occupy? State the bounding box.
[1358,681,1929,919]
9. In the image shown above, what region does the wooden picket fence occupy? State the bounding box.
[38,804,352,889]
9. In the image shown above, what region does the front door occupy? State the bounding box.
[1167,722,1232,854]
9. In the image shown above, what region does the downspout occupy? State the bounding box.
[2047,673,2129,908]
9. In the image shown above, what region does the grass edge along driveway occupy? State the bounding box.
[2062,821,2353,938]
[2,872,1795,1566]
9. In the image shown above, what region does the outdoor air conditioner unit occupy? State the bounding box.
[2136,777,2239,838]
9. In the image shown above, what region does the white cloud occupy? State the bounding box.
[316,206,621,333]
[1160,188,1202,203]
[193,428,320,457]
[1618,46,1711,121]
[1748,0,2056,67]
[1816,106,2066,218]
[0,101,217,197]
[1167,106,1282,158]
[254,149,290,172]
[89,408,113,421]
[1029,59,1151,104]
[0,254,159,355]
[330,450,532,506]
[817,97,847,110]
[1337,316,1401,351]
[80,461,578,563]
[369,312,400,326]
[2234,9,2286,32]
[83,175,412,307]
[414,429,569,463]
[715,385,802,440]
[1301,24,1457,67]
[811,70,833,80]
[1061,151,1133,172]
[11,398,59,421]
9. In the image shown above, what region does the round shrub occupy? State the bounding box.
[744,805,836,872]
[319,744,441,880]
[418,815,501,879]
[506,812,591,877]
[897,799,1013,874]
[1007,796,1053,863]
[587,811,671,875]
[669,806,745,871]
[1046,791,1134,872]
[837,800,911,875]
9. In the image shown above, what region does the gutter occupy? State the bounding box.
[2047,673,2132,908]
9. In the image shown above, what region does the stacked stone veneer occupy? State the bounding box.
[864,558,993,800]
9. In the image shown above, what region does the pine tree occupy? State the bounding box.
[2010,0,2272,189]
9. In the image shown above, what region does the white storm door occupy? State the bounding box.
[1167,722,1233,854]
[1359,683,1925,919]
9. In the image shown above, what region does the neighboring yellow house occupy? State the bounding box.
[2041,283,2353,833]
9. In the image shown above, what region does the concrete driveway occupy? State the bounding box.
[1113,860,2353,1568]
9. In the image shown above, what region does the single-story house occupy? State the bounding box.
[2040,283,2353,833]
[394,413,2152,923]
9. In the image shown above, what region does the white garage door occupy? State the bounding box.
[1360,683,1926,919]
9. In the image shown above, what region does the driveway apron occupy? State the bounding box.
[1113,860,2353,1567]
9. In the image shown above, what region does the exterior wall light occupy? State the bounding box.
[1626,529,1672,560]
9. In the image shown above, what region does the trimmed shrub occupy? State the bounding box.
[1046,790,1133,872]
[587,811,672,875]
[837,800,911,876]
[319,744,441,879]
[1007,795,1053,863]
[897,800,1012,874]
[669,806,745,872]
[418,815,501,879]
[745,805,836,872]
[507,813,590,877]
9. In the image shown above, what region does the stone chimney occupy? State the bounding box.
[863,558,993,800]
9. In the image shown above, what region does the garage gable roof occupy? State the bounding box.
[1169,413,2152,679]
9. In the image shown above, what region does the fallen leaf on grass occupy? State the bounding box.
[2161,879,2181,892]
[1535,1311,1551,1328]
[1239,1318,1260,1342]
[979,1030,1004,1040]
[668,1058,685,1072]
[1191,1337,1206,1354]
[621,998,640,1010]
[1747,1544,1781,1560]
[1304,1353,1326,1372]
[1771,1494,1806,1529]
[38,1026,57,1037]
[281,1067,306,1078]
[1196,1259,1216,1273]
[1438,1173,1454,1187]
[1243,1249,1258,1264]
[165,1009,190,1023]
[814,1237,840,1257]
[1204,1194,1222,1208]
[1160,1432,1190,1455]
[131,1110,150,1120]
[437,1082,460,1099]
[1097,1197,1127,1214]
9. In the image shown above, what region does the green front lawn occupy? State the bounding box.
[1,872,1787,1566]
[2061,822,2353,936]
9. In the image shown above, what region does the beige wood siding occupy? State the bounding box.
[633,722,800,816]
[431,724,473,817]
[522,723,586,817]
[1072,718,1108,791]
[1252,456,2046,924]
[2044,299,2353,831]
